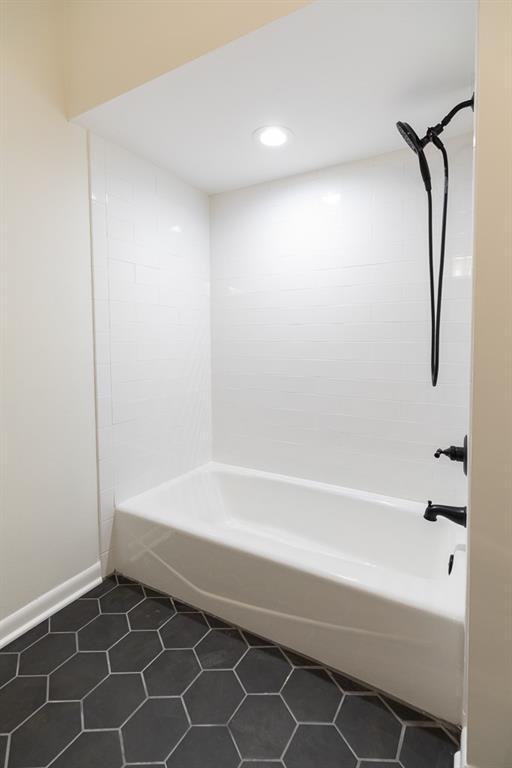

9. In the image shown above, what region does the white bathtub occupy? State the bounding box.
[113,462,466,723]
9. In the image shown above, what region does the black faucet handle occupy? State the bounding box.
[433,436,468,476]
[434,444,465,462]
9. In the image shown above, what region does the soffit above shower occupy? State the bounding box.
[74,0,476,194]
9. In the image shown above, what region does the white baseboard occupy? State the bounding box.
[0,562,102,649]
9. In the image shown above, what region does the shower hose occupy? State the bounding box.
[426,134,449,387]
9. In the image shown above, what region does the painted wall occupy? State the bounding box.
[465,1,512,766]
[89,137,211,570]
[0,0,99,622]
[210,135,473,502]
[65,0,310,118]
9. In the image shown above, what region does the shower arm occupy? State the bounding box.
[421,94,475,146]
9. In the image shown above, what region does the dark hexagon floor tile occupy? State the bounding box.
[236,646,291,693]
[282,668,342,722]
[336,694,401,759]
[9,702,81,768]
[400,725,457,768]
[173,599,196,612]
[100,584,144,613]
[0,654,17,687]
[109,630,161,672]
[1,621,48,653]
[83,673,145,728]
[49,652,108,700]
[166,725,239,768]
[116,573,136,584]
[284,724,357,768]
[241,763,283,767]
[50,599,99,632]
[331,671,371,692]
[204,613,231,629]
[0,735,6,767]
[128,598,175,630]
[122,698,188,763]
[78,613,128,650]
[19,633,75,675]
[243,631,274,647]
[144,585,167,598]
[0,676,46,732]
[80,575,118,599]
[381,695,433,722]
[159,612,209,649]
[283,650,318,667]
[360,762,401,767]
[229,694,295,759]
[183,670,244,724]
[49,730,123,768]
[196,629,247,669]
[144,649,199,695]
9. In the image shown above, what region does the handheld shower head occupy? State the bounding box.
[396,121,424,153]
[396,121,431,191]
[395,94,474,387]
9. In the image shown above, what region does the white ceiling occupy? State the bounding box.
[76,0,476,194]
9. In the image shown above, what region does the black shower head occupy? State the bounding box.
[396,121,425,154]
[396,121,432,192]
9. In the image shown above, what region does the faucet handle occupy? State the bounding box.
[434,435,468,475]
[434,445,464,461]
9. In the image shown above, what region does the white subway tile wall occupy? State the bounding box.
[89,135,212,571]
[210,134,473,503]
[90,132,472,571]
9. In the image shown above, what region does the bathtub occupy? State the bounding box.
[113,462,466,723]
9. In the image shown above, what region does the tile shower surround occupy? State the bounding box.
[211,133,473,504]
[89,133,473,568]
[0,573,459,768]
[89,136,211,570]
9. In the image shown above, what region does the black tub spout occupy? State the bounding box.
[424,501,467,527]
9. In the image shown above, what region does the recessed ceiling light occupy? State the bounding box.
[254,126,293,147]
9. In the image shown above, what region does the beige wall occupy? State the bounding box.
[0,0,99,619]
[465,1,512,766]
[65,0,310,118]
[0,0,308,626]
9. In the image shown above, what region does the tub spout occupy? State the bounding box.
[424,501,467,527]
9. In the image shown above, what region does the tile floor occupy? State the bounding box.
[0,573,459,768]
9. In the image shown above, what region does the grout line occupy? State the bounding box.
[118,724,127,765]
[279,720,298,761]
[395,723,406,761]
[45,729,83,767]
[3,734,10,768]
[163,722,191,764]
[333,719,362,762]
